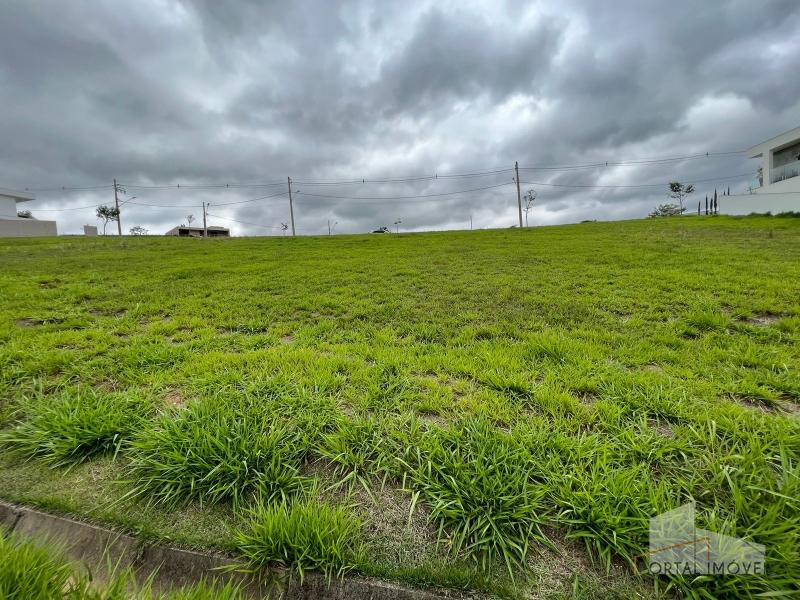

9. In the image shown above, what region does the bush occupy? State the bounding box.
[0,531,75,599]
[126,396,308,507]
[0,388,152,467]
[0,530,245,599]
[234,500,362,582]
[648,203,686,218]
[402,418,551,573]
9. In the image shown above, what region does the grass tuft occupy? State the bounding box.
[126,395,308,507]
[0,529,245,599]
[234,499,363,582]
[402,418,551,574]
[0,531,76,599]
[0,388,152,467]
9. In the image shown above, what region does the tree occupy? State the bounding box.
[649,203,686,218]
[96,205,120,235]
[186,214,195,226]
[523,189,536,227]
[668,182,694,212]
[129,225,148,235]
[16,210,32,219]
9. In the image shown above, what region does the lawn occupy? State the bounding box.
[0,215,798,599]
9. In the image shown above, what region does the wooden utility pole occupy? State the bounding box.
[470,215,473,230]
[287,176,296,237]
[514,161,523,228]
[202,202,208,238]
[113,179,122,236]
[328,220,331,236]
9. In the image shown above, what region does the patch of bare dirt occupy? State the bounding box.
[529,528,635,598]
[305,461,439,567]
[349,481,439,568]
[418,411,450,428]
[647,418,674,438]
[575,391,598,405]
[280,333,295,344]
[642,363,664,374]
[94,378,122,392]
[728,394,799,417]
[164,389,187,409]
[90,308,128,318]
[15,318,35,327]
[744,313,781,326]
[783,403,800,418]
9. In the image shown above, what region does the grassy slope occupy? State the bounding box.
[0,215,798,598]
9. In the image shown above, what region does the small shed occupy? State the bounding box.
[165,225,230,238]
[0,188,57,237]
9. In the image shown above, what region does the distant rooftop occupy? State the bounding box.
[0,187,36,203]
[747,125,800,157]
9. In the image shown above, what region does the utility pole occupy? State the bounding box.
[113,179,122,236]
[202,202,208,238]
[514,161,523,228]
[470,215,473,230]
[287,176,296,237]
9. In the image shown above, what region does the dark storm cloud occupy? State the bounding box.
[0,0,798,236]
[374,9,564,113]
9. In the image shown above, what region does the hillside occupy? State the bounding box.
[1,215,799,598]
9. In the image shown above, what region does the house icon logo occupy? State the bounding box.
[642,502,765,576]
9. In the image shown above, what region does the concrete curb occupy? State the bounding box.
[0,500,459,599]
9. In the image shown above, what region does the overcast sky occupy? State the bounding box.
[1,1,798,235]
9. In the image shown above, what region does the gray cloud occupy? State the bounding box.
[0,0,798,236]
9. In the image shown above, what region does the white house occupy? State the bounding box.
[0,188,57,237]
[748,126,800,195]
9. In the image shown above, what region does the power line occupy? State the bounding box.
[214,190,288,206]
[20,185,112,192]
[205,213,284,230]
[127,200,203,208]
[26,171,755,212]
[16,149,749,192]
[113,190,289,209]
[117,181,286,190]
[296,182,512,202]
[293,167,516,185]
[518,172,754,190]
[517,151,746,172]
[26,203,105,212]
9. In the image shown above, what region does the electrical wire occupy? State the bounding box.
[117,181,286,190]
[205,213,284,230]
[20,185,112,192]
[295,182,512,202]
[517,151,746,172]
[518,172,754,190]
[18,149,749,191]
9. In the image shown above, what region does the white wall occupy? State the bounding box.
[723,189,799,215]
[0,218,58,237]
[0,197,19,219]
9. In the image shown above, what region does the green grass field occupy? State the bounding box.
[1,215,799,599]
